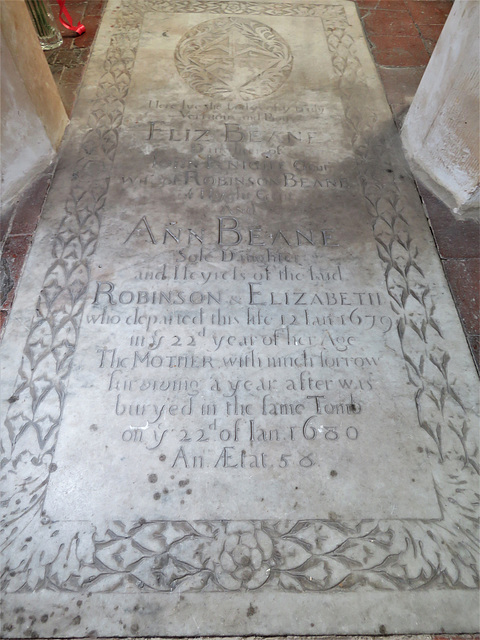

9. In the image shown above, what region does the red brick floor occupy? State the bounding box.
[44,0,106,115]
[1,0,479,374]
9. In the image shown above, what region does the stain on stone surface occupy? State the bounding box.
[247,603,258,617]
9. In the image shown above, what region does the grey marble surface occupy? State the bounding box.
[1,0,478,637]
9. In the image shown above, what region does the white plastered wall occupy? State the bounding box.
[401,0,479,218]
[1,1,68,215]
[1,32,54,210]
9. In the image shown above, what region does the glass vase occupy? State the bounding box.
[26,0,63,51]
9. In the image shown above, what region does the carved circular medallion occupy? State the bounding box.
[174,17,293,101]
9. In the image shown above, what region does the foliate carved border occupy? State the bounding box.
[144,0,335,17]
[1,0,478,595]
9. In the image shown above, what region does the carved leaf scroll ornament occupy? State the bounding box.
[174,17,293,100]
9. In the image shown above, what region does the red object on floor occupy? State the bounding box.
[56,0,86,35]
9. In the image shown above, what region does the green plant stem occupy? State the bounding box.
[26,0,54,37]
[26,0,41,34]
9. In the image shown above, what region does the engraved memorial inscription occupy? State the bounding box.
[44,12,445,524]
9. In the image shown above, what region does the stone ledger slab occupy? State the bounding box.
[1,0,478,637]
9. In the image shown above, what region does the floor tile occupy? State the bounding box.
[363,9,418,35]
[355,0,408,10]
[418,22,444,39]
[418,23,445,53]
[368,34,430,65]
[49,64,64,83]
[0,235,33,311]
[443,258,480,335]
[0,310,8,337]
[44,1,106,114]
[54,47,89,67]
[417,183,480,259]
[406,0,453,24]
[45,49,59,64]
[0,257,14,307]
[61,64,86,85]
[73,16,102,48]
[54,37,69,51]
[378,66,424,106]
[390,104,410,128]
[467,335,480,373]
[422,38,436,54]
[9,171,52,237]
[85,0,105,17]
[0,204,15,245]
[57,3,86,29]
[358,7,370,18]
[60,0,88,12]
